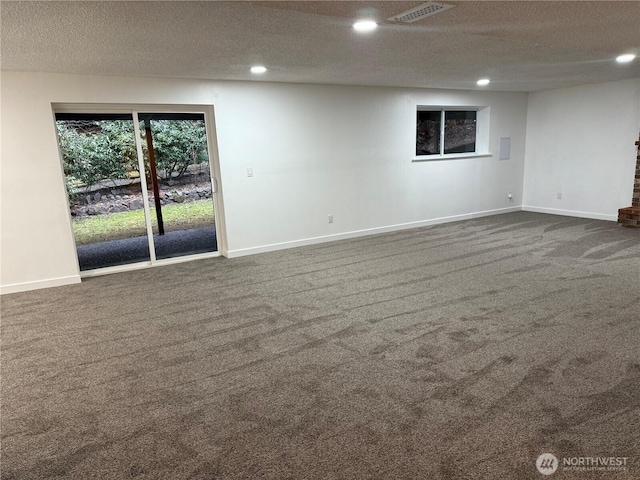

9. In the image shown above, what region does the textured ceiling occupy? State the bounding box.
[1,1,639,92]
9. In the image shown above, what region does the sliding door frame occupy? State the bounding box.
[52,103,227,278]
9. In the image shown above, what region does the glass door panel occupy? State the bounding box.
[55,113,151,270]
[138,113,217,260]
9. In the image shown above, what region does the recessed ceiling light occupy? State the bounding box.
[353,20,378,33]
[616,53,636,64]
[477,78,490,86]
[250,65,267,74]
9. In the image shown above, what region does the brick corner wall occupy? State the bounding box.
[617,134,640,228]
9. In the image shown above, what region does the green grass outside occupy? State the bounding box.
[73,199,215,245]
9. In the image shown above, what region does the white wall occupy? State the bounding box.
[1,72,528,293]
[523,78,640,220]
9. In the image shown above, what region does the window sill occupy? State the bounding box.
[412,152,493,162]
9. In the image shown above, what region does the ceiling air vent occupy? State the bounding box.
[388,2,455,23]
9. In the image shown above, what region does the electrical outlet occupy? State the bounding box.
[508,192,513,202]
[328,214,333,224]
[247,167,253,177]
[557,192,563,200]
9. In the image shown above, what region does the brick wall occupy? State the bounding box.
[617,134,640,228]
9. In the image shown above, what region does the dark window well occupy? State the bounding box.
[416,111,441,156]
[416,109,477,156]
[444,110,476,154]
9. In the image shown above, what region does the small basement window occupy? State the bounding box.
[415,107,489,160]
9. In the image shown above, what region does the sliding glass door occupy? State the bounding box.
[137,113,217,260]
[55,108,218,272]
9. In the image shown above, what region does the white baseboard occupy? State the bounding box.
[0,275,81,295]
[521,205,618,222]
[227,206,522,258]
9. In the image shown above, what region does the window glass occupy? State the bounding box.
[416,111,441,156]
[444,110,476,154]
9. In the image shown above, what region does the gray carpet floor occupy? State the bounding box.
[2,212,639,479]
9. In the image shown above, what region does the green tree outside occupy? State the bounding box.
[56,119,209,198]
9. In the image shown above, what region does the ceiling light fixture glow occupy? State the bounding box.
[250,65,267,74]
[616,53,636,64]
[353,20,378,33]
[477,78,490,86]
